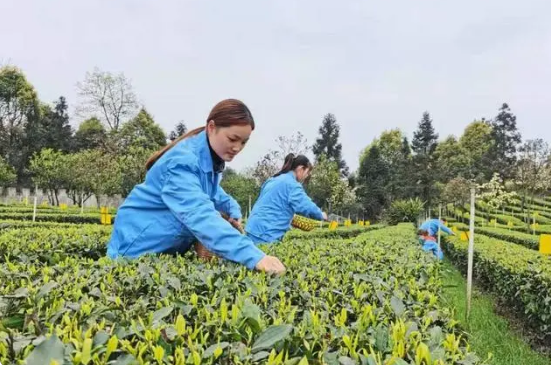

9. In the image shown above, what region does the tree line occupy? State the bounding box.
[1,65,548,219]
[0,66,354,212]
[356,107,550,221]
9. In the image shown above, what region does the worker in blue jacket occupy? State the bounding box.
[107,99,285,274]
[245,154,327,244]
[418,218,455,238]
[418,230,444,260]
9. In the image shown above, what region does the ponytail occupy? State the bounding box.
[145,127,204,171]
[273,153,296,177]
[273,153,312,178]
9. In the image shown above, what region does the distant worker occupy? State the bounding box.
[418,218,454,238]
[417,230,444,260]
[245,154,328,244]
[417,218,454,260]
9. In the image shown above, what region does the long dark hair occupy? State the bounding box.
[145,99,255,171]
[273,153,312,178]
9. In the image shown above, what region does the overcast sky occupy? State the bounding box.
[1,0,549,172]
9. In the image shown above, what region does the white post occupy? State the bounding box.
[32,185,38,222]
[81,192,84,215]
[467,187,476,319]
[248,195,252,216]
[438,204,442,250]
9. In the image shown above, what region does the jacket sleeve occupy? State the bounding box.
[213,185,242,219]
[438,222,454,235]
[161,158,264,269]
[288,183,324,220]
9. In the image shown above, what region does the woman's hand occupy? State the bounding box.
[255,255,286,275]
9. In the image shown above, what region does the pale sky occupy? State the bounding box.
[1,0,549,172]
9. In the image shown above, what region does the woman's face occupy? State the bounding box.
[207,121,252,162]
[295,166,311,183]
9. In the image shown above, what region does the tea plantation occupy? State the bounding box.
[1,200,551,364]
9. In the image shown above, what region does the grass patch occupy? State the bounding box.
[440,260,551,365]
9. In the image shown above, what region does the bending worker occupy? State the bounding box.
[418,218,454,238]
[245,154,327,244]
[107,99,285,274]
[417,230,444,260]
[417,218,454,260]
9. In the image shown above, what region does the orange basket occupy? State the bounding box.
[194,212,244,261]
[291,214,319,232]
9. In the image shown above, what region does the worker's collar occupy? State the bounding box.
[198,130,225,173]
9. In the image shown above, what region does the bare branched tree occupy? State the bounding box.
[76,68,138,131]
[276,131,310,157]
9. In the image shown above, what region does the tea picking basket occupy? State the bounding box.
[291,214,318,232]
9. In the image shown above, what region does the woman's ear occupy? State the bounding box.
[206,120,216,134]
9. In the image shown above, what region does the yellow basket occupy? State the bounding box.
[291,215,318,232]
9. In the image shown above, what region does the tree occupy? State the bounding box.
[411,112,439,209]
[0,156,16,188]
[359,129,413,202]
[29,149,71,205]
[307,155,340,209]
[515,139,551,215]
[220,168,260,216]
[434,136,468,182]
[328,177,357,214]
[0,65,40,183]
[169,121,188,141]
[118,146,154,197]
[412,112,438,155]
[441,177,471,207]
[312,113,348,176]
[76,149,121,207]
[276,131,310,157]
[63,151,96,205]
[306,154,356,216]
[25,97,74,153]
[487,103,522,179]
[459,121,494,181]
[250,150,280,185]
[76,67,138,131]
[249,132,311,185]
[117,108,167,151]
[74,117,107,151]
[356,145,389,220]
[399,136,415,198]
[477,172,517,212]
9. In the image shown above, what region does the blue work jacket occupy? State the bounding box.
[419,218,453,237]
[107,131,265,269]
[245,171,324,244]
